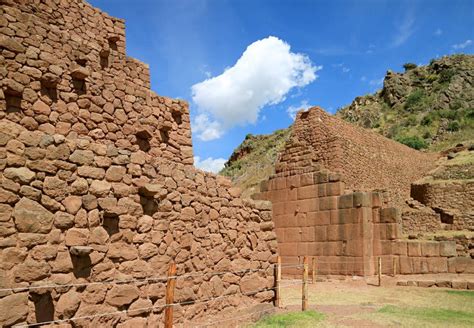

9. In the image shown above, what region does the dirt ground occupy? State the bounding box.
[274,277,474,327]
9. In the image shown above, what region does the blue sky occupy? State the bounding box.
[89,0,473,172]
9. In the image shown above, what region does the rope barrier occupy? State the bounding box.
[0,264,303,294]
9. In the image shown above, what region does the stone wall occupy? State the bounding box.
[256,108,473,278]
[411,180,474,230]
[275,107,437,207]
[0,1,277,326]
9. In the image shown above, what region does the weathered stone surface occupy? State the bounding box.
[108,242,138,261]
[69,150,95,165]
[56,289,81,319]
[14,260,50,282]
[63,195,82,214]
[0,293,28,327]
[65,228,90,246]
[105,165,126,182]
[43,176,67,198]
[3,167,35,184]
[89,180,111,197]
[13,197,53,233]
[105,285,139,307]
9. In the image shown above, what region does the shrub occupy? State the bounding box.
[464,108,474,119]
[403,63,418,71]
[439,68,456,84]
[396,135,428,150]
[404,89,425,111]
[438,109,459,120]
[447,121,460,132]
[421,115,433,126]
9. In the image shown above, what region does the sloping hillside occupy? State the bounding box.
[220,128,290,198]
[337,54,474,150]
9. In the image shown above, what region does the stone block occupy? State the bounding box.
[353,192,371,207]
[452,281,468,290]
[421,242,440,257]
[392,241,407,256]
[407,242,421,256]
[297,185,318,200]
[319,196,338,211]
[380,207,400,223]
[371,192,382,208]
[439,241,457,257]
[427,257,448,273]
[338,194,353,209]
[417,280,436,288]
[314,226,327,241]
[300,173,314,186]
[435,280,452,288]
[326,182,343,196]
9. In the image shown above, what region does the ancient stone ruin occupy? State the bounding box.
[256,107,473,277]
[0,0,277,326]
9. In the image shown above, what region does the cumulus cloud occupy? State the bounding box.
[192,114,223,141]
[452,39,472,50]
[194,156,226,173]
[287,100,312,120]
[434,28,442,36]
[191,36,320,141]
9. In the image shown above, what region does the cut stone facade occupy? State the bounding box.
[0,1,277,326]
[256,107,473,277]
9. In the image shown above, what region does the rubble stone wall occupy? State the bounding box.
[0,1,277,326]
[411,180,474,230]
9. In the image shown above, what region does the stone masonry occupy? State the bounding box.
[256,107,473,277]
[0,1,277,326]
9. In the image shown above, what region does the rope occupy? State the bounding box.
[0,264,303,293]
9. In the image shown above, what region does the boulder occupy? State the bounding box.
[13,197,53,233]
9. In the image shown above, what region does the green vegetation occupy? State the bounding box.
[395,135,428,150]
[253,311,325,328]
[403,62,418,71]
[337,54,474,151]
[220,128,291,197]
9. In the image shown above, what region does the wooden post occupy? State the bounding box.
[302,256,308,311]
[378,257,382,287]
[312,257,316,284]
[165,262,176,328]
[392,257,397,277]
[275,256,281,308]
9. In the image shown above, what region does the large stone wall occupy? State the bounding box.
[0,1,277,326]
[256,108,473,277]
[275,107,437,207]
[411,180,474,230]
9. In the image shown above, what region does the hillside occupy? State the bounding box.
[221,54,474,195]
[337,54,474,150]
[220,128,291,198]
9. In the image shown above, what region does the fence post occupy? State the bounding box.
[302,256,308,311]
[312,257,316,284]
[378,257,382,287]
[275,256,281,308]
[392,257,397,277]
[165,262,177,328]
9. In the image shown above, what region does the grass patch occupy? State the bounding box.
[253,310,325,327]
[445,290,474,298]
[378,305,474,325]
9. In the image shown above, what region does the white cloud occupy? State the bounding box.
[194,156,226,173]
[287,100,312,120]
[332,63,350,73]
[391,13,415,47]
[434,28,442,36]
[191,36,320,141]
[192,114,223,141]
[369,78,384,86]
[360,76,367,82]
[452,39,472,50]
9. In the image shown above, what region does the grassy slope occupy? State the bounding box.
[221,54,474,196]
[220,128,291,198]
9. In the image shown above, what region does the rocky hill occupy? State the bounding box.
[221,54,474,195]
[337,54,474,150]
